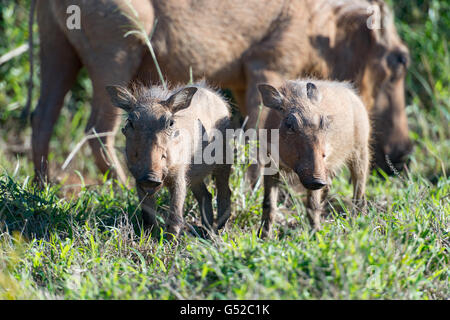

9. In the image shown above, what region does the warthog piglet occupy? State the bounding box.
[258,79,371,237]
[107,82,232,238]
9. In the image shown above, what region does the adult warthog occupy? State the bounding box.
[27,0,412,184]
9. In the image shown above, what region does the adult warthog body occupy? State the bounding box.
[29,0,411,183]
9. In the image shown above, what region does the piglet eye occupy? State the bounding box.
[166,119,175,130]
[284,116,296,133]
[125,119,134,129]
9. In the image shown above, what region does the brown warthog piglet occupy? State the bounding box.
[106,83,232,238]
[258,79,371,237]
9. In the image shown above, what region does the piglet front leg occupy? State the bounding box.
[306,189,324,231]
[166,173,187,240]
[137,187,159,235]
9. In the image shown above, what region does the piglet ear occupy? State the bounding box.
[165,87,198,114]
[258,84,286,113]
[306,82,321,103]
[106,85,136,112]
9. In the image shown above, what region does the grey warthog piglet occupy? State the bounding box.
[258,79,371,237]
[106,82,232,238]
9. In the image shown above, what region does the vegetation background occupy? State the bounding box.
[0,0,448,299]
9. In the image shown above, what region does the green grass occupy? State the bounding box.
[0,0,449,299]
[0,171,448,299]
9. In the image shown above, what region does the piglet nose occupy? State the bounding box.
[303,178,327,190]
[137,173,162,188]
[388,143,414,168]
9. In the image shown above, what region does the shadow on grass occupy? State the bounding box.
[0,175,144,240]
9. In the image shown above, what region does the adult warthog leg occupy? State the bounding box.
[85,84,127,184]
[242,64,283,185]
[31,4,81,184]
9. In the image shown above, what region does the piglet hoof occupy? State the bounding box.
[143,223,161,240]
[164,232,179,244]
[286,218,300,229]
[141,215,160,237]
[351,207,365,217]
[216,215,231,232]
[188,224,212,240]
[307,218,322,231]
[258,224,271,239]
[312,222,322,232]
[32,174,47,189]
[351,200,367,217]
[165,225,182,243]
[307,210,322,231]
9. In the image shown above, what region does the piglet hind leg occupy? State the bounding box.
[85,85,127,185]
[214,164,232,232]
[349,150,369,216]
[191,181,214,238]
[259,172,279,239]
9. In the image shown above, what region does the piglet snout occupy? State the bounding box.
[137,173,163,192]
[301,178,327,190]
